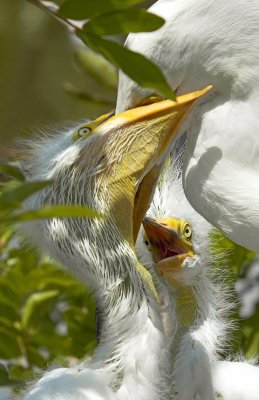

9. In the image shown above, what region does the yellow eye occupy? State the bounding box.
[183,223,192,240]
[73,111,115,142]
[73,125,93,141]
[78,126,92,138]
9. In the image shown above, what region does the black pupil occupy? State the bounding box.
[80,127,90,136]
[145,240,149,246]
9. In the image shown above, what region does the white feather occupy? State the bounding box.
[20,124,168,400]
[136,149,259,399]
[117,0,259,252]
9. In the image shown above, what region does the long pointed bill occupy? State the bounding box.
[94,86,212,246]
[143,217,194,279]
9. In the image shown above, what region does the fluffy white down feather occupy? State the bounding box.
[20,123,167,400]
[136,151,259,400]
[25,368,114,400]
[212,361,259,400]
[117,0,259,252]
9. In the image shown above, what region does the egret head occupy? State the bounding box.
[136,155,212,287]
[23,90,208,290]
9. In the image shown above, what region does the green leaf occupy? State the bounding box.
[0,327,21,359]
[8,364,32,381]
[0,181,52,209]
[0,162,25,181]
[21,290,59,329]
[78,34,175,100]
[1,205,103,222]
[210,230,255,275]
[59,0,144,19]
[26,346,48,368]
[74,48,118,90]
[0,364,9,386]
[83,9,165,36]
[64,83,116,106]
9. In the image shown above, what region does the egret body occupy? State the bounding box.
[117,0,259,252]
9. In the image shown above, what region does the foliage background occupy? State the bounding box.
[0,0,258,397]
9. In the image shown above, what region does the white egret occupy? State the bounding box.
[117,0,259,253]
[137,154,259,400]
[21,90,207,399]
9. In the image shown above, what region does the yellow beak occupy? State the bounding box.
[143,217,194,279]
[94,86,211,246]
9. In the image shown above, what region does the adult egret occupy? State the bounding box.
[116,0,259,253]
[137,154,259,400]
[21,90,207,400]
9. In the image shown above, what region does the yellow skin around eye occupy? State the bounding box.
[73,111,114,141]
[143,218,193,264]
[157,218,192,241]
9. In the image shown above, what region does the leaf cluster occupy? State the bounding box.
[0,163,102,224]
[210,230,259,358]
[0,229,96,391]
[30,0,175,100]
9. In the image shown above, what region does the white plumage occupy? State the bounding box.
[136,155,224,400]
[20,108,177,399]
[136,151,259,400]
[116,0,259,252]
[212,360,259,400]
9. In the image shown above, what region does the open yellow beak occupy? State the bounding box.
[143,217,194,280]
[95,86,211,246]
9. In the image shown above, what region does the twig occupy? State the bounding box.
[27,0,79,33]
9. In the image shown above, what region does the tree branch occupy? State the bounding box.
[26,0,78,33]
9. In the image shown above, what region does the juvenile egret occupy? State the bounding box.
[21,90,207,400]
[137,157,224,400]
[137,154,259,400]
[117,0,259,253]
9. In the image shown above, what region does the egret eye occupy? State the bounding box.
[78,126,92,138]
[183,223,192,240]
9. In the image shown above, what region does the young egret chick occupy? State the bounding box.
[137,162,226,400]
[137,160,259,400]
[21,89,208,400]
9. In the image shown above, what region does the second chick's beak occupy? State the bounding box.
[143,217,195,279]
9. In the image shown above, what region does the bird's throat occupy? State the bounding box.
[176,286,197,327]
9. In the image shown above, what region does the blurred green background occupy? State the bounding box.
[0,0,117,149]
[0,0,258,396]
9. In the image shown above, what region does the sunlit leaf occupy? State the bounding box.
[210,230,255,275]
[0,181,52,210]
[242,325,259,358]
[2,205,103,222]
[78,34,175,100]
[0,162,25,182]
[21,290,59,329]
[58,0,144,19]
[83,9,165,36]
